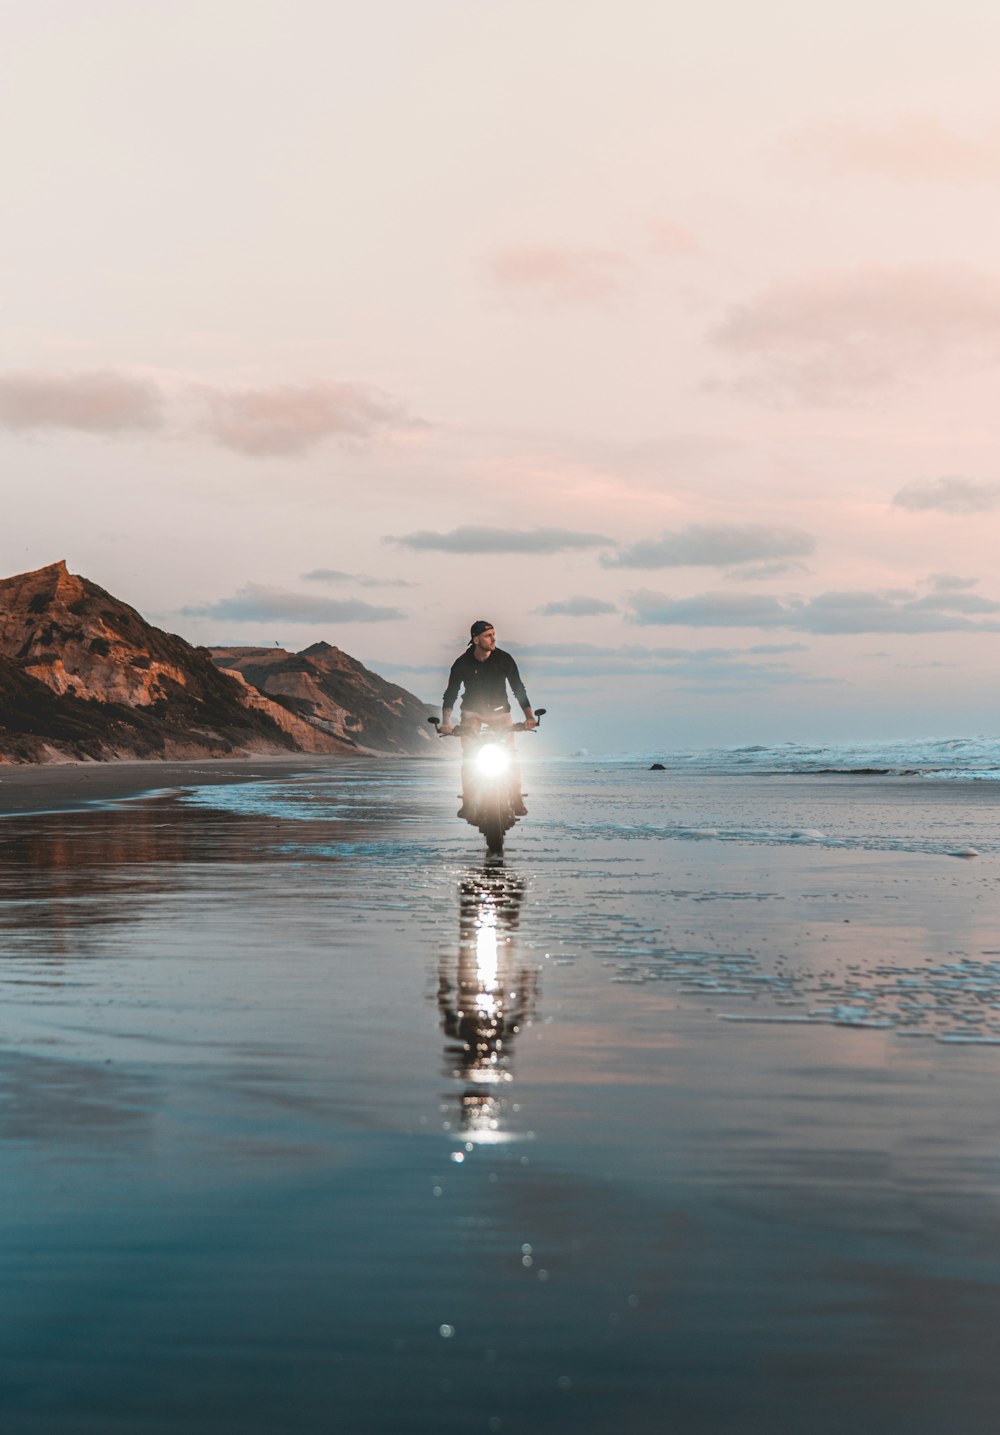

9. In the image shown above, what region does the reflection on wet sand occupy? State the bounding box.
[3,766,1000,1435]
[0,1049,154,1144]
[437,866,539,1143]
[0,805,217,965]
[1,805,249,931]
[0,798,372,959]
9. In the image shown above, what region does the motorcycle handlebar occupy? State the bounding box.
[428,708,546,737]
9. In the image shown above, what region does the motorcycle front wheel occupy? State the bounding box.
[482,808,505,856]
[479,782,511,856]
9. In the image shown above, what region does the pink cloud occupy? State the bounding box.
[648,219,702,256]
[488,245,628,303]
[197,381,414,456]
[0,370,163,433]
[712,264,1000,403]
[793,114,1000,182]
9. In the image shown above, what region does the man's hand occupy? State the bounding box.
[523,711,537,730]
[439,722,455,735]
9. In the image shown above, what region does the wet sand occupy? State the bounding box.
[0,753,372,815]
[1,761,999,1433]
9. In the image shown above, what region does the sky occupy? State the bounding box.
[2,0,999,753]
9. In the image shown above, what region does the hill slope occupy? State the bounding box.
[210,642,434,756]
[0,562,421,763]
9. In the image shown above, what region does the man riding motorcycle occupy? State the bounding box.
[440,620,536,818]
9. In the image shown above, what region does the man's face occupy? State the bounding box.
[472,627,496,655]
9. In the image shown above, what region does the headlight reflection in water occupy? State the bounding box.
[437,867,540,1144]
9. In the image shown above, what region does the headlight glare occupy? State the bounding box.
[475,743,510,777]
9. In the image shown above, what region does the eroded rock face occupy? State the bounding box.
[1,561,195,707]
[0,561,435,765]
[0,561,348,763]
[210,642,435,755]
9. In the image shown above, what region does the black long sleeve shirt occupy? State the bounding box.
[443,647,530,715]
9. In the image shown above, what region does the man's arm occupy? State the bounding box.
[440,656,464,734]
[506,653,536,729]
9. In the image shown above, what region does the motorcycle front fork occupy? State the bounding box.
[460,759,525,811]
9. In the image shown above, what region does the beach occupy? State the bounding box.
[0,755,357,814]
[2,757,1000,1434]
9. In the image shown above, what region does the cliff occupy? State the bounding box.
[209,642,434,756]
[0,561,425,764]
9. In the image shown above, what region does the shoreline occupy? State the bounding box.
[4,754,998,829]
[0,754,387,817]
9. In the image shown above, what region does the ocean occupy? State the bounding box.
[588,732,1000,779]
[1,750,999,1432]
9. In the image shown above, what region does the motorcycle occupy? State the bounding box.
[428,708,546,858]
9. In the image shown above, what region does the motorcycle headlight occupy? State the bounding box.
[475,743,510,777]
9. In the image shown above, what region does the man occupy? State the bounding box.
[440,620,536,816]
